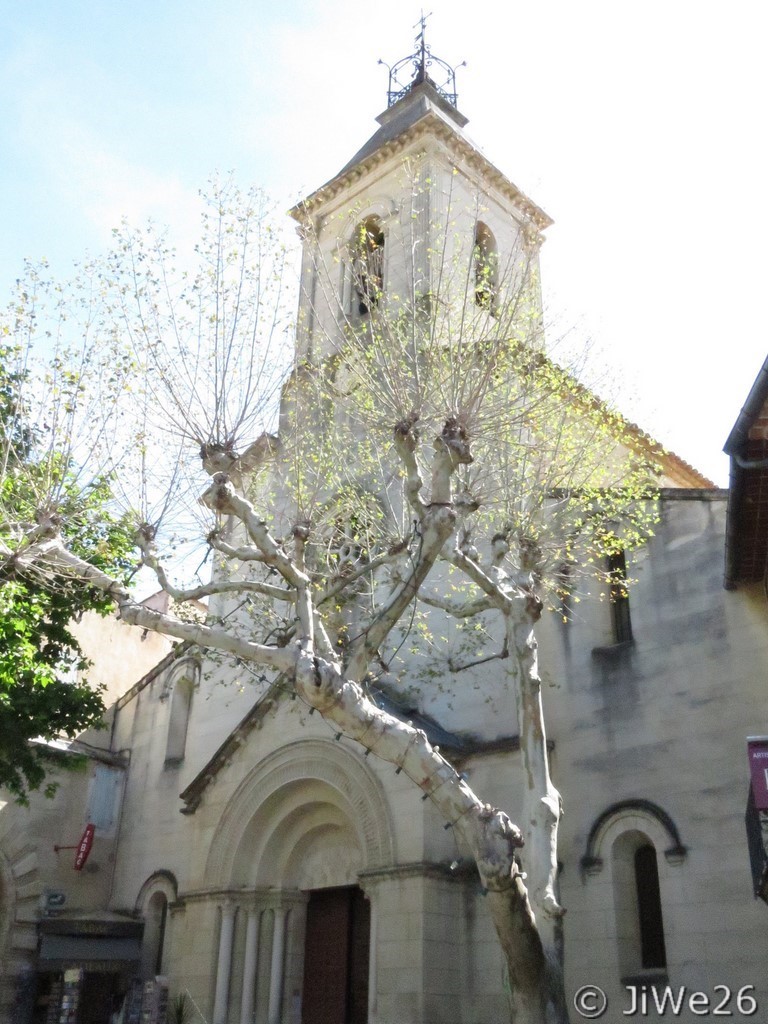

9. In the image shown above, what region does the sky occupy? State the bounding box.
[1,1,767,486]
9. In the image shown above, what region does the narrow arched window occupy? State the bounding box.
[473,222,498,311]
[136,873,178,982]
[141,891,168,979]
[165,674,194,767]
[351,216,385,316]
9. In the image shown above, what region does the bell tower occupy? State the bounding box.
[289,21,553,362]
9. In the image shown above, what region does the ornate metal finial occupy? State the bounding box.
[378,12,466,109]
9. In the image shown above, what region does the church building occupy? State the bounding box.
[2,36,768,1024]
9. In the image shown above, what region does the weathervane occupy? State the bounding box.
[379,12,466,109]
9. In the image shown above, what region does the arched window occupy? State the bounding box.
[165,664,197,767]
[142,891,168,979]
[473,222,498,312]
[582,801,684,982]
[591,549,634,656]
[351,216,385,316]
[136,872,177,981]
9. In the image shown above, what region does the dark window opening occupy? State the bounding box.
[154,897,168,976]
[608,550,633,645]
[141,891,168,980]
[635,843,667,970]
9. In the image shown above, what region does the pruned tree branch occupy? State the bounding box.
[417,589,494,618]
[137,526,294,604]
[207,534,268,563]
[315,543,408,608]
[1,176,665,1024]
[393,412,426,518]
[200,475,310,589]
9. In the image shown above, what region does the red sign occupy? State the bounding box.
[74,823,95,871]
[748,739,768,811]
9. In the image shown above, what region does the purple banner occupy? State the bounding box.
[748,739,768,811]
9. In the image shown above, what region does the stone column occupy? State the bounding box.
[277,891,309,1024]
[267,906,287,1024]
[213,900,237,1024]
[240,906,261,1024]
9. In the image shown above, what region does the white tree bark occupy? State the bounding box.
[439,539,567,1022]
[504,592,568,1024]
[2,420,571,1024]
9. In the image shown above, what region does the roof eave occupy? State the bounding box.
[724,354,768,456]
[722,354,768,588]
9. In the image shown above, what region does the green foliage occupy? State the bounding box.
[168,992,194,1024]
[0,338,133,803]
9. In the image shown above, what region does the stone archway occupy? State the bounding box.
[206,738,395,888]
[135,871,178,980]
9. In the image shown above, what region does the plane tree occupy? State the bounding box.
[0,273,133,802]
[0,183,660,1023]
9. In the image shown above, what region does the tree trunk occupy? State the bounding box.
[506,589,569,1024]
[292,647,563,1024]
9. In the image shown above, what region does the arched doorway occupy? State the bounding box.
[206,739,394,1024]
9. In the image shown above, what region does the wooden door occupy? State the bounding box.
[301,887,369,1024]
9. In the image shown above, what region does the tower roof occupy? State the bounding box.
[338,77,469,174]
[290,78,553,231]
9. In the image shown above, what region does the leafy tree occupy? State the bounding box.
[0,282,133,802]
[0,183,662,1022]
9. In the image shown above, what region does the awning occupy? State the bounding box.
[37,916,143,971]
[39,935,141,963]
